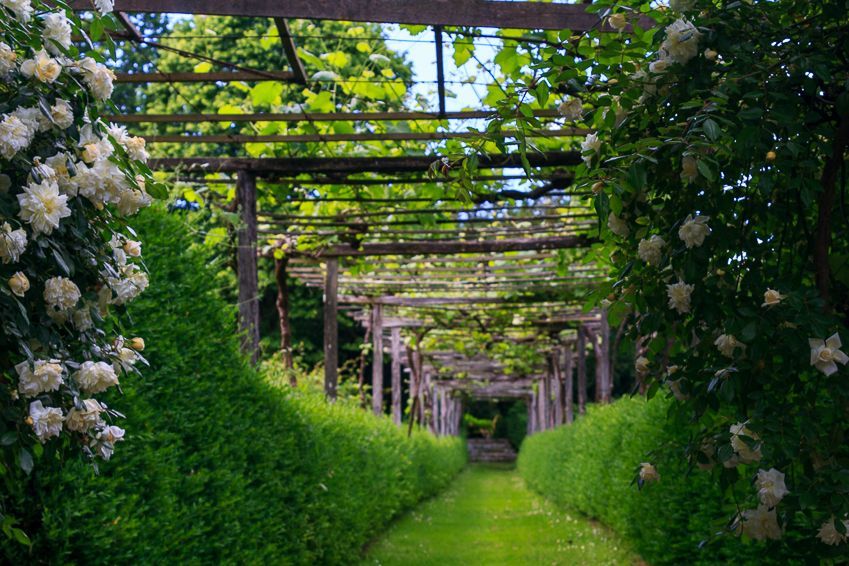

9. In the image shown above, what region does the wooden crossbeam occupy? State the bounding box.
[104,109,561,124]
[149,151,581,175]
[274,18,307,84]
[115,70,295,83]
[71,0,618,32]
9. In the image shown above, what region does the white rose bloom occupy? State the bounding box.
[756,468,789,507]
[667,280,694,314]
[635,356,649,376]
[737,505,782,541]
[639,462,660,482]
[0,222,27,263]
[108,264,149,305]
[16,359,64,397]
[93,0,114,14]
[94,424,125,460]
[116,188,152,216]
[29,400,63,443]
[678,214,711,248]
[125,136,149,162]
[8,271,29,297]
[809,333,849,376]
[106,123,130,145]
[0,0,33,22]
[84,62,116,101]
[42,12,72,54]
[17,179,71,235]
[730,422,762,464]
[714,334,742,358]
[44,153,79,195]
[557,96,584,121]
[637,235,665,266]
[817,518,849,546]
[0,114,36,159]
[581,132,601,167]
[74,360,119,394]
[20,49,62,83]
[607,212,630,238]
[649,59,669,74]
[660,18,701,65]
[0,42,17,74]
[110,235,127,266]
[50,99,74,129]
[44,276,81,312]
[762,288,783,307]
[608,12,627,32]
[681,155,698,183]
[123,240,142,257]
[704,48,718,61]
[65,399,106,433]
[72,306,94,331]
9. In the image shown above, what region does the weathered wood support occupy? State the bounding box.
[537,377,547,432]
[236,170,260,364]
[323,258,339,399]
[577,325,587,415]
[586,324,604,404]
[564,345,575,424]
[552,350,563,426]
[527,393,536,435]
[390,327,403,426]
[371,304,384,416]
[274,257,294,378]
[600,309,612,402]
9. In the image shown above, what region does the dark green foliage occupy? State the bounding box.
[3,208,464,565]
[518,396,771,565]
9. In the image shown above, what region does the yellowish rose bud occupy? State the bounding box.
[762,288,782,307]
[8,271,29,297]
[765,150,776,162]
[704,48,718,61]
[608,12,627,32]
[123,240,142,257]
[24,416,33,426]
[592,181,605,195]
[129,337,145,351]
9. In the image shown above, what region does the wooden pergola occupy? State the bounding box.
[80,0,628,436]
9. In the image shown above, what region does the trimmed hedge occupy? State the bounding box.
[4,209,464,564]
[518,396,765,565]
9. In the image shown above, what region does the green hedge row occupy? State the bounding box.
[4,209,465,565]
[518,396,765,565]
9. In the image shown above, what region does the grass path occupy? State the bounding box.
[362,463,641,566]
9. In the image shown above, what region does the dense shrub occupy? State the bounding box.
[518,396,770,565]
[3,209,464,564]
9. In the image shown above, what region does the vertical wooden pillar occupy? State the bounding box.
[528,394,536,435]
[577,325,587,415]
[564,345,575,424]
[323,258,339,400]
[552,350,564,426]
[587,324,604,403]
[600,309,612,402]
[390,327,402,426]
[236,170,260,364]
[371,304,384,416]
[538,377,548,431]
[274,257,294,378]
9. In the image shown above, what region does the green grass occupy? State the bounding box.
[363,463,641,566]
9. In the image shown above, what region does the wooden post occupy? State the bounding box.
[274,257,294,379]
[528,393,536,435]
[587,324,604,403]
[390,327,403,426]
[577,325,587,415]
[552,350,563,426]
[236,170,260,364]
[538,377,548,431]
[564,345,574,424]
[600,309,612,403]
[323,258,339,399]
[371,303,384,416]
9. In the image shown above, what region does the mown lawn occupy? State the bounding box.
[362,463,642,565]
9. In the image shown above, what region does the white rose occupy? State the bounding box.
[123,240,142,257]
[29,400,64,443]
[125,136,149,162]
[704,48,718,61]
[736,505,782,541]
[607,212,630,238]
[17,179,71,235]
[0,222,27,263]
[608,12,627,32]
[809,333,849,376]
[756,468,789,507]
[581,132,602,167]
[65,399,105,433]
[637,235,665,266]
[8,271,29,297]
[762,288,783,307]
[94,424,125,460]
[714,334,742,358]
[42,12,72,54]
[730,422,762,464]
[16,359,64,397]
[50,99,74,129]
[666,280,694,314]
[0,42,17,74]
[649,59,669,74]
[557,96,584,121]
[20,49,62,83]
[74,360,119,394]
[660,18,701,65]
[108,264,149,305]
[817,518,849,546]
[93,0,114,14]
[0,114,36,159]
[73,306,94,331]
[639,462,660,482]
[0,0,34,22]
[43,276,81,312]
[678,214,711,248]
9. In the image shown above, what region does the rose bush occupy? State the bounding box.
[0,0,162,544]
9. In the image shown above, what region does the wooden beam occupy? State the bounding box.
[434,25,446,117]
[577,324,587,415]
[339,295,578,307]
[274,18,307,84]
[563,346,574,424]
[115,70,295,83]
[236,171,260,364]
[371,304,384,416]
[148,151,582,175]
[73,0,616,32]
[274,257,295,375]
[391,327,403,426]
[323,258,339,399]
[104,109,561,124]
[552,352,563,427]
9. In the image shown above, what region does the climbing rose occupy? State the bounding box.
[581,132,601,167]
[20,49,62,83]
[123,240,142,257]
[817,518,849,546]
[639,462,660,482]
[74,361,119,394]
[681,155,698,183]
[49,98,74,129]
[666,280,694,314]
[557,96,583,121]
[43,276,81,312]
[730,422,762,464]
[65,399,105,433]
[608,12,627,32]
[0,221,27,263]
[737,505,782,541]
[94,424,125,460]
[649,59,670,74]
[714,334,742,358]
[660,18,701,65]
[0,0,34,22]
[93,0,114,15]
[703,48,718,61]
[809,333,848,376]
[29,400,63,442]
[638,235,665,266]
[42,12,72,54]
[607,212,629,237]
[8,271,29,297]
[762,288,783,307]
[16,359,64,397]
[0,114,35,159]
[17,179,71,235]
[0,42,15,75]
[678,214,710,248]
[756,468,789,507]
[635,356,649,376]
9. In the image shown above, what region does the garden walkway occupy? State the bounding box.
[363,464,641,565]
